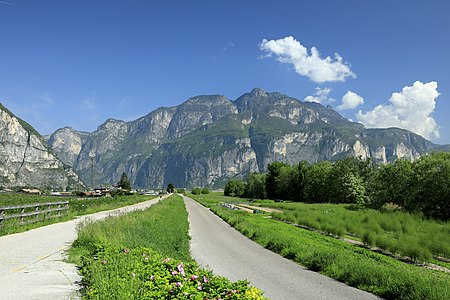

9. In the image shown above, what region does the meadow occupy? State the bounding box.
[190,193,450,300]
[0,193,157,236]
[70,195,266,299]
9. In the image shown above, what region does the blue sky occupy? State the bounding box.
[1,0,449,144]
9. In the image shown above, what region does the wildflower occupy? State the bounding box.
[123,248,130,253]
[162,258,170,263]
[177,263,186,276]
[190,275,199,281]
[100,260,107,265]
[172,270,178,276]
[144,257,149,261]
[131,272,136,278]
[197,285,203,291]
[175,282,183,287]
[203,275,208,283]
[150,275,155,281]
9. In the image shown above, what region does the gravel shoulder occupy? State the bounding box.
[0,196,165,300]
[184,196,379,300]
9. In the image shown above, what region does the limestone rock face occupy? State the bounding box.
[0,104,85,190]
[45,89,450,188]
[47,127,89,167]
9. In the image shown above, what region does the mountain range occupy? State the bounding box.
[1,88,449,189]
[41,88,450,189]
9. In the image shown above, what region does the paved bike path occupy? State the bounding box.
[184,196,379,300]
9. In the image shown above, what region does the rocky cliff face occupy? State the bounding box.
[47,127,90,167]
[0,104,85,190]
[47,88,450,188]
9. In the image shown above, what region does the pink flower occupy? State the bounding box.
[203,275,208,283]
[162,258,170,263]
[172,270,178,276]
[177,263,186,276]
[100,260,107,265]
[197,285,202,291]
[190,275,199,281]
[175,282,183,287]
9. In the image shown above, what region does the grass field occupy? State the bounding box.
[190,193,450,300]
[264,202,450,265]
[0,193,157,236]
[70,195,266,299]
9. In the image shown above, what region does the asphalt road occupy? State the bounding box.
[0,196,165,300]
[184,196,379,300]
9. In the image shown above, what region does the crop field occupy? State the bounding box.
[263,202,450,266]
[70,195,266,299]
[190,193,450,300]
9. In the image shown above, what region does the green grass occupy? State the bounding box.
[70,195,266,299]
[0,193,157,236]
[259,201,450,264]
[191,194,450,300]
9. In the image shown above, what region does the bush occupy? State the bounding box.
[191,187,201,195]
[201,187,210,194]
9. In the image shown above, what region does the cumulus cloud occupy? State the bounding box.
[356,81,440,140]
[304,87,335,105]
[259,36,356,83]
[337,91,364,111]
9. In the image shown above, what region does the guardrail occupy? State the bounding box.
[0,201,69,227]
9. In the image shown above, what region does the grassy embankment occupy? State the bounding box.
[69,195,266,299]
[0,193,157,236]
[190,193,450,300]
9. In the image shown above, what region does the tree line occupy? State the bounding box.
[224,152,450,220]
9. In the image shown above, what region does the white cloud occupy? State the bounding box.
[304,87,335,105]
[259,36,356,83]
[356,81,440,140]
[337,91,364,111]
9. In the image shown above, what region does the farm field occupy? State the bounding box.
[190,193,450,300]
[69,195,266,299]
[0,193,157,236]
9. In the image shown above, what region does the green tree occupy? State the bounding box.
[265,162,289,200]
[243,173,266,199]
[167,183,175,193]
[408,152,450,220]
[304,161,333,203]
[224,178,245,197]
[371,159,412,208]
[118,172,131,190]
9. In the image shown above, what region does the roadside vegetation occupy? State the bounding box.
[69,195,266,299]
[191,193,450,300]
[0,193,157,237]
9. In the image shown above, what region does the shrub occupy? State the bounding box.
[191,187,201,195]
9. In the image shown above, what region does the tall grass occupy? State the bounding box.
[264,202,450,263]
[72,195,190,260]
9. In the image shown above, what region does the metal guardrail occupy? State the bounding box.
[0,201,69,227]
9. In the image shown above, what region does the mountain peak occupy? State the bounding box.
[250,88,267,97]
